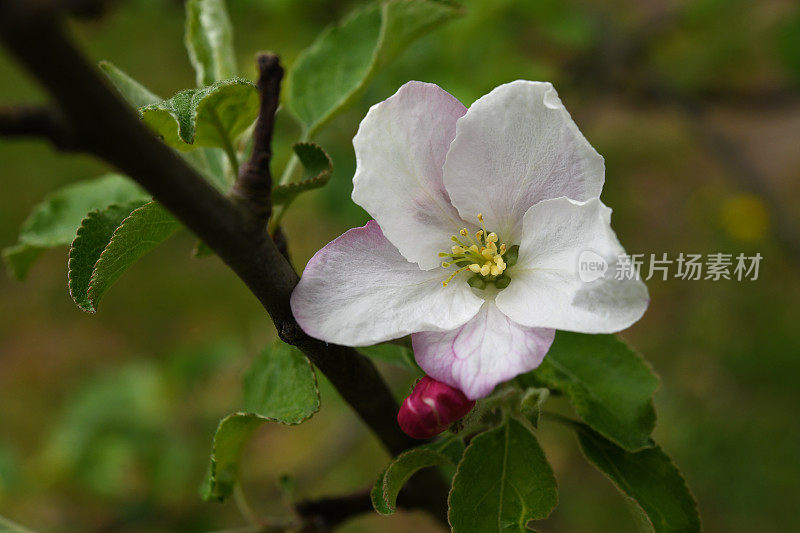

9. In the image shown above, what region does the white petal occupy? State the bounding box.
[291,221,483,346]
[412,296,555,400]
[443,81,604,243]
[495,198,649,333]
[352,81,468,270]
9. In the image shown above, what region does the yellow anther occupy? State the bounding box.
[442,223,510,286]
[477,213,484,222]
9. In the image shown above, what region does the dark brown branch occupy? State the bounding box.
[295,489,374,531]
[231,52,283,223]
[0,105,81,150]
[0,0,449,524]
[294,478,451,532]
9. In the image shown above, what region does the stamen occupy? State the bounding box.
[440,219,510,288]
[443,265,470,287]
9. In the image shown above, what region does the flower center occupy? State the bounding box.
[438,214,517,289]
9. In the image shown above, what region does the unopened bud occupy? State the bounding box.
[397,376,475,439]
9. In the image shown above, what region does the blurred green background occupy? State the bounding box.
[1,0,799,531]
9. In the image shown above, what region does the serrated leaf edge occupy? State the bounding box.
[447,417,559,532]
[139,78,256,147]
[82,202,179,313]
[67,200,148,313]
[541,334,662,452]
[573,424,702,533]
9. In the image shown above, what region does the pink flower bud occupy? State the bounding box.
[397,376,476,439]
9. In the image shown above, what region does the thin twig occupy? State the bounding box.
[0,0,450,524]
[231,52,283,224]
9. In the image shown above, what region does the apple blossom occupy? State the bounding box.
[290,80,648,400]
[397,376,476,440]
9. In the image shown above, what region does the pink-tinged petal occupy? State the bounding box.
[352,81,469,270]
[443,81,604,244]
[397,376,475,439]
[412,297,555,400]
[495,197,649,333]
[291,221,483,346]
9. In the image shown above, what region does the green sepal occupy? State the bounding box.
[518,387,549,428]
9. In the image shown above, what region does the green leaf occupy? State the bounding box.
[574,423,701,533]
[529,332,659,451]
[357,343,418,370]
[68,202,181,313]
[372,436,464,515]
[449,417,557,532]
[285,0,463,135]
[98,62,230,189]
[3,174,148,280]
[99,60,161,108]
[185,0,237,87]
[202,343,320,501]
[68,200,149,312]
[242,342,321,424]
[140,79,258,152]
[271,142,333,206]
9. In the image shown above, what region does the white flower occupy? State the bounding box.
[290,81,648,399]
